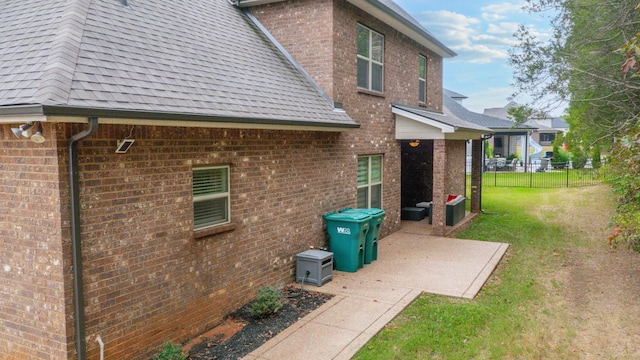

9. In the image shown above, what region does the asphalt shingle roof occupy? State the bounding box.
[443,89,534,131]
[0,0,357,128]
[393,104,492,133]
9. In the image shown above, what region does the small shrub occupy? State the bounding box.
[570,149,588,169]
[250,286,283,318]
[152,342,186,360]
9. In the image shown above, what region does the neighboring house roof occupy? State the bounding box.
[445,90,468,101]
[525,120,558,132]
[238,0,456,58]
[444,90,534,132]
[483,100,569,132]
[0,0,358,130]
[552,117,569,129]
[483,101,518,119]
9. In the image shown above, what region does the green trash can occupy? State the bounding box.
[323,212,370,272]
[340,208,385,264]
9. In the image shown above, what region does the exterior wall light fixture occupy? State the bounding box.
[11,122,46,143]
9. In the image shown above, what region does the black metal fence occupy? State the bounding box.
[480,159,605,188]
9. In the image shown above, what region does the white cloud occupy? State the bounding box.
[417,10,510,63]
[481,2,525,15]
[481,2,525,23]
[482,13,505,21]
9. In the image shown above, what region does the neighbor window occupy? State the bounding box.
[357,24,384,93]
[357,155,383,208]
[193,166,230,230]
[540,133,556,143]
[419,55,427,103]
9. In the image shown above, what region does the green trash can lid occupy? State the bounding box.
[359,208,385,216]
[324,211,370,221]
[339,208,385,216]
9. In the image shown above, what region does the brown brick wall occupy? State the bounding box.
[69,123,355,359]
[0,123,70,360]
[444,140,467,196]
[253,0,445,236]
[2,1,452,358]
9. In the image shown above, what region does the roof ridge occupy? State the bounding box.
[33,0,90,105]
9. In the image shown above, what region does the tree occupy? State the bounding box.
[510,0,640,248]
[510,0,640,146]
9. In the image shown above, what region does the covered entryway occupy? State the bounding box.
[393,104,492,236]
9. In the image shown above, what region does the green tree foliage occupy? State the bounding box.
[510,0,640,248]
[606,128,640,249]
[510,0,640,145]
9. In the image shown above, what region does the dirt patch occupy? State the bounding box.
[525,186,640,358]
[186,286,332,359]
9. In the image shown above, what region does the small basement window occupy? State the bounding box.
[193,166,230,230]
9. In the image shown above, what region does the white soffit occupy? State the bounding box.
[394,108,486,140]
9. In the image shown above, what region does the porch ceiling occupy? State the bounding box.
[393,104,492,141]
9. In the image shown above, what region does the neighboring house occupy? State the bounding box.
[444,90,535,163]
[526,117,569,147]
[0,1,490,359]
[484,101,568,152]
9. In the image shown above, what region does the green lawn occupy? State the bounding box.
[353,186,608,359]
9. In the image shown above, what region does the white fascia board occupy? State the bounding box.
[0,115,48,124]
[237,0,286,7]
[393,107,456,133]
[47,116,353,132]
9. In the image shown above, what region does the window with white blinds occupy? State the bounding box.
[193,166,230,230]
[357,155,382,208]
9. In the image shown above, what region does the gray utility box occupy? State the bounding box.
[296,249,333,286]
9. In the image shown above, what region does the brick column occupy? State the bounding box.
[470,139,483,213]
[431,139,446,236]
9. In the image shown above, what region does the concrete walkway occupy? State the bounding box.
[243,222,509,360]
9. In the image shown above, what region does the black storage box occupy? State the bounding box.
[401,207,426,221]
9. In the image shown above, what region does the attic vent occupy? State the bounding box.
[119,0,128,6]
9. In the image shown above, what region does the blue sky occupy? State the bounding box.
[394,0,555,114]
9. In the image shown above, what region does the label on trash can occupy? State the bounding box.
[336,227,351,234]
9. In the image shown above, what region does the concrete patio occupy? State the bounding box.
[243,220,509,360]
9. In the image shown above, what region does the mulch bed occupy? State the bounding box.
[187,286,333,359]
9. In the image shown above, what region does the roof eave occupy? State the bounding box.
[0,105,360,131]
[236,0,286,7]
[348,0,456,58]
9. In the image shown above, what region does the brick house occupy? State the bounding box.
[0,0,489,359]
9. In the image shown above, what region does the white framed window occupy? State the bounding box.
[357,24,384,93]
[193,166,230,230]
[357,155,383,208]
[419,55,427,103]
